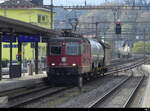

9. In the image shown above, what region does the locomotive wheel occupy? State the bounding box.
[97,74,101,78]
[99,69,104,76]
[84,73,90,81]
[95,71,101,78]
[93,69,98,78]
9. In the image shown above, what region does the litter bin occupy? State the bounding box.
[10,65,21,78]
[28,63,33,75]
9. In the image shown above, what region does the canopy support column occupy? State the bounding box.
[18,42,22,77]
[9,35,13,79]
[35,42,38,74]
[0,34,2,80]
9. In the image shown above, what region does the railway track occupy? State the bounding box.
[86,75,145,108]
[107,57,143,72]
[106,57,147,75]
[57,58,147,108]
[0,82,72,108]
[109,57,142,66]
[0,57,148,108]
[7,87,71,108]
[0,82,47,97]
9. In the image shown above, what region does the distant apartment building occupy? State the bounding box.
[0,0,54,61]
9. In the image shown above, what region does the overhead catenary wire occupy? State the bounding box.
[49,0,150,6]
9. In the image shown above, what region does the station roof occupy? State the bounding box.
[0,16,60,37]
[0,0,35,8]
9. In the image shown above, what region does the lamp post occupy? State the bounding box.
[143,29,146,64]
[112,8,117,58]
[0,33,2,80]
[50,0,53,29]
[85,0,87,6]
[95,22,98,39]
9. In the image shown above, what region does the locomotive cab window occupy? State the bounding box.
[66,42,80,55]
[50,46,61,55]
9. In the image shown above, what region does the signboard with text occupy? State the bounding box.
[18,35,40,42]
[2,35,16,42]
[2,35,41,43]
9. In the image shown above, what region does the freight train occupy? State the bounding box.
[46,31,112,85]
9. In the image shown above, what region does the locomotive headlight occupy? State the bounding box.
[61,57,66,63]
[51,63,55,66]
[72,63,76,67]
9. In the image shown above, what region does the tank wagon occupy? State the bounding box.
[46,32,111,85]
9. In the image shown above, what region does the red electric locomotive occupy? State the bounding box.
[46,32,111,85]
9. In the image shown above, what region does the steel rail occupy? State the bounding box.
[3,87,72,108]
[107,57,143,71]
[0,57,148,108]
[0,81,47,96]
[8,85,52,100]
[123,76,145,108]
[85,57,148,108]
[105,58,147,75]
[86,76,144,108]
[85,76,131,108]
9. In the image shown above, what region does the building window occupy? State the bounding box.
[37,15,48,23]
[42,16,45,21]
[46,16,49,22]
[38,15,41,23]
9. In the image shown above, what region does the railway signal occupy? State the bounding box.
[115,22,122,34]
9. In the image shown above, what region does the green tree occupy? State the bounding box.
[132,41,150,53]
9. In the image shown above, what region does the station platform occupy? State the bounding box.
[0,72,47,92]
[142,65,150,108]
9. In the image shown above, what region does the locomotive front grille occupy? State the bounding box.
[49,67,78,75]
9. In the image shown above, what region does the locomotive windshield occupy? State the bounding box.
[50,46,61,55]
[66,42,80,55]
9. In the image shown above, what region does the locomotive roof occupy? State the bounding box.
[49,36,111,49]
[49,37,88,42]
[87,38,111,49]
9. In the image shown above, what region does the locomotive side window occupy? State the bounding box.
[50,46,61,55]
[81,44,86,54]
[66,42,80,55]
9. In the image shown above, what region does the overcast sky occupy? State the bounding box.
[0,0,4,3]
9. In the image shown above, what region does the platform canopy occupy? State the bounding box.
[0,16,60,37]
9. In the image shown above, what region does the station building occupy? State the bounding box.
[0,0,53,61]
